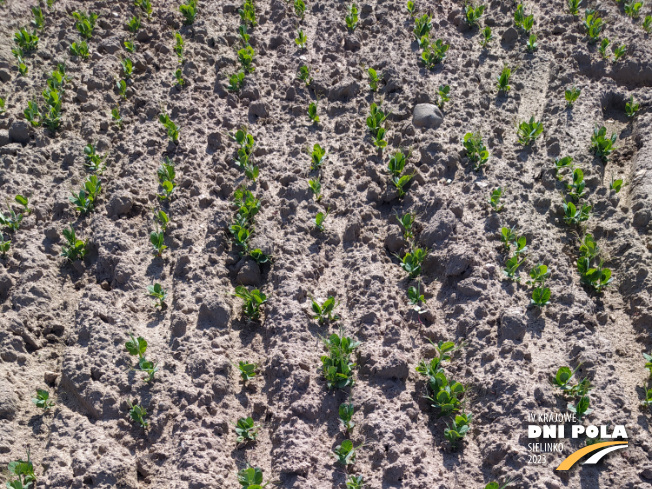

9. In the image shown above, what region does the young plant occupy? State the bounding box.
[128,400,148,428]
[17,56,29,76]
[159,113,179,144]
[346,475,365,489]
[624,0,642,18]
[566,168,586,201]
[396,211,415,240]
[158,157,177,199]
[413,14,432,45]
[610,176,624,193]
[294,0,306,18]
[71,11,98,39]
[147,283,168,308]
[565,86,580,107]
[116,78,127,99]
[421,38,449,68]
[406,0,416,17]
[485,480,515,489]
[14,195,29,215]
[6,450,36,489]
[135,0,153,18]
[563,201,591,226]
[437,84,450,109]
[174,32,184,61]
[590,126,616,161]
[464,3,485,27]
[644,15,652,33]
[60,226,87,261]
[568,0,581,15]
[480,26,493,47]
[321,331,360,389]
[237,467,269,488]
[308,101,319,123]
[333,440,358,465]
[174,68,185,87]
[295,29,307,49]
[408,281,427,313]
[84,143,106,173]
[0,231,10,258]
[32,389,54,410]
[24,101,40,126]
[526,33,537,52]
[599,38,610,59]
[584,9,604,42]
[517,116,544,146]
[503,255,525,281]
[339,402,355,432]
[514,4,534,32]
[297,64,312,86]
[463,132,489,170]
[310,295,340,323]
[32,6,45,30]
[125,334,159,382]
[577,234,612,293]
[396,247,427,278]
[625,96,640,118]
[568,395,592,419]
[150,229,167,256]
[488,187,504,211]
[179,0,197,24]
[238,45,255,72]
[235,417,259,443]
[529,264,551,307]
[314,210,328,231]
[69,175,102,214]
[121,58,133,79]
[239,0,257,28]
[392,171,413,198]
[110,106,123,129]
[310,143,327,169]
[308,177,322,201]
[14,28,39,52]
[238,361,258,381]
[368,67,380,91]
[444,412,472,448]
[234,285,267,320]
[497,65,511,93]
[373,127,387,150]
[228,71,246,92]
[0,96,5,115]
[127,15,141,33]
[345,3,359,30]
[124,40,135,53]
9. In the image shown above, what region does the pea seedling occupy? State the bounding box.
[568,0,580,15]
[590,126,616,161]
[179,0,197,24]
[237,467,270,488]
[311,143,327,169]
[644,15,652,33]
[0,231,10,258]
[297,64,312,85]
[127,16,140,33]
[463,132,489,170]
[347,476,365,489]
[464,3,485,27]
[562,201,591,226]
[526,33,537,52]
[489,187,504,211]
[125,333,159,382]
[235,417,259,443]
[229,71,246,92]
[295,29,307,49]
[421,39,449,68]
[308,177,322,201]
[599,38,610,59]
[406,0,416,17]
[294,0,306,18]
[437,84,450,109]
[6,450,36,489]
[116,78,127,99]
[60,226,87,261]
[321,331,360,389]
[158,157,177,199]
[150,229,167,256]
[584,9,604,42]
[124,40,135,53]
[314,210,329,231]
[14,28,39,52]
[32,389,54,410]
[444,412,472,448]
[345,3,359,30]
[32,6,45,29]
[643,353,652,377]
[310,295,340,323]
[234,286,267,320]
[128,400,148,428]
[159,113,179,143]
[69,175,102,214]
[308,101,319,123]
[238,46,255,72]
[238,361,258,381]
[396,211,415,240]
[565,86,580,107]
[333,440,359,465]
[111,107,123,129]
[480,26,493,47]
[497,65,511,93]
[568,395,592,419]
[154,209,169,231]
[71,11,98,39]
[517,117,544,146]
[84,143,106,173]
[147,283,168,308]
[613,43,627,62]
[396,248,427,278]
[625,96,640,118]
[339,402,355,432]
[368,67,380,91]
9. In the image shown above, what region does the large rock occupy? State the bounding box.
[197,295,231,329]
[412,104,443,129]
[9,121,31,144]
[499,307,527,341]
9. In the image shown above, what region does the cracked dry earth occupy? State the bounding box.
[1,0,652,488]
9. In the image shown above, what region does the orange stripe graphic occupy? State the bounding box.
[555,441,628,470]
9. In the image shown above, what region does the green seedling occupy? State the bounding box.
[308,101,319,123]
[407,281,427,313]
[421,38,449,68]
[643,389,652,408]
[644,15,652,33]
[366,102,388,135]
[345,3,359,30]
[121,58,133,79]
[116,78,127,99]
[128,400,148,428]
[555,156,573,180]
[463,132,489,170]
[310,295,340,323]
[134,0,153,17]
[497,65,511,93]
[531,281,551,308]
[32,6,45,29]
[147,283,167,308]
[69,175,101,214]
[339,402,355,432]
[17,56,29,76]
[234,285,267,320]
[297,64,312,85]
[0,204,22,233]
[517,116,544,146]
[14,28,39,52]
[237,467,269,488]
[368,67,380,91]
[174,68,185,87]
[180,0,197,24]
[624,0,642,18]
[503,255,525,281]
[314,210,328,231]
[553,365,579,391]
[174,32,184,60]
[333,440,358,465]
[406,0,416,17]
[238,24,250,46]
[437,84,450,109]
[125,333,158,381]
[47,0,57,7]
[127,15,140,33]
[565,86,580,107]
[396,247,427,278]
[228,71,246,92]
[154,209,169,231]
[413,14,432,45]
[6,450,36,489]
[308,177,322,201]
[528,263,550,286]
[514,4,534,31]
[14,195,30,214]
[568,0,581,15]
[644,353,652,377]
[568,395,592,419]
[124,40,135,53]
[32,389,54,410]
[238,45,255,72]
[599,37,610,59]
[425,370,465,415]
[416,340,459,378]
[563,200,591,226]
[0,231,10,258]
[295,29,307,49]
[158,157,177,199]
[566,167,586,201]
[485,480,515,489]
[584,9,604,42]
[72,11,98,39]
[590,126,616,161]
[444,412,472,447]
[346,475,365,489]
[159,113,179,143]
[238,361,258,381]
[500,226,517,250]
[310,143,327,169]
[239,0,257,28]
[577,236,612,292]
[84,143,106,173]
[373,127,387,150]
[294,0,306,18]
[610,176,624,193]
[526,33,537,52]
[396,211,415,240]
[489,187,504,211]
[321,332,360,389]
[464,3,485,27]
[625,96,640,118]
[0,96,5,114]
[150,229,167,256]
[60,226,87,261]
[480,26,493,47]
[111,106,123,129]
[392,172,413,198]
[235,417,259,442]
[24,101,40,126]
